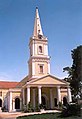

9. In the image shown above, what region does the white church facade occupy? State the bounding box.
[0,8,72,112]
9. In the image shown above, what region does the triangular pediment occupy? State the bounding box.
[27,75,68,86]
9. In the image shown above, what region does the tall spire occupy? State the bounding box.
[33,7,43,38]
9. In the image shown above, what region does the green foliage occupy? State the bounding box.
[35,104,40,112]
[23,102,34,113]
[63,45,82,97]
[71,45,82,96]
[17,113,59,119]
[61,103,81,117]
[1,106,6,112]
[38,103,44,109]
[17,112,82,119]
[27,102,33,112]
[58,102,62,108]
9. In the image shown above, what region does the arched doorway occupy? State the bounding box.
[54,98,57,107]
[41,96,46,109]
[0,99,2,107]
[63,97,67,106]
[15,98,20,109]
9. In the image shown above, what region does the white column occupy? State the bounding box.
[38,86,42,104]
[33,89,36,108]
[50,89,53,109]
[67,86,72,102]
[57,86,61,104]
[20,99,22,110]
[27,86,30,104]
[23,88,25,105]
[13,99,15,111]
[9,91,12,112]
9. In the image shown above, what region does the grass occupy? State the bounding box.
[17,112,82,119]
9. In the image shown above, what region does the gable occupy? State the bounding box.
[28,75,68,86]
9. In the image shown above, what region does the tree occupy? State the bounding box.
[63,45,82,98]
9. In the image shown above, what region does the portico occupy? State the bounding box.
[22,75,72,109]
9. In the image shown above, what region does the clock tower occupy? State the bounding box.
[28,7,50,79]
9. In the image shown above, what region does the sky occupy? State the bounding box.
[0,0,82,82]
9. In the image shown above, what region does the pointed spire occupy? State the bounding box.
[33,7,43,38]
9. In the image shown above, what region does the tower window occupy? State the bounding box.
[39,65,43,73]
[39,46,42,53]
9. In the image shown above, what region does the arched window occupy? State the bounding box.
[0,99,2,107]
[39,65,43,73]
[15,98,20,109]
[63,97,67,106]
[39,46,42,53]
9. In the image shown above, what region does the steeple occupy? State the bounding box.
[33,7,43,38]
[28,7,50,79]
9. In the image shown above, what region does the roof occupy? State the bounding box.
[0,81,19,89]
[16,76,29,88]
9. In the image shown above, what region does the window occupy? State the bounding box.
[39,46,42,53]
[39,65,43,73]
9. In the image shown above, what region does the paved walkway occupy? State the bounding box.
[0,110,60,119]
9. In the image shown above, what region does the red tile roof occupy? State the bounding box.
[0,81,19,89]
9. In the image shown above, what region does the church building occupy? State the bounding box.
[0,8,72,112]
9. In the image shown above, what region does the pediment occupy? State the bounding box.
[27,75,68,86]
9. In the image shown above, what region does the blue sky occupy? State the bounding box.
[0,0,82,81]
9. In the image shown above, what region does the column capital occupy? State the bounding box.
[67,86,70,88]
[57,86,61,89]
[13,99,15,102]
[38,86,42,89]
[27,86,30,88]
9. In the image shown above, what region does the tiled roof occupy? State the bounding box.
[0,81,19,89]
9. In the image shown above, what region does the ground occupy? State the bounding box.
[0,110,81,119]
[0,110,59,119]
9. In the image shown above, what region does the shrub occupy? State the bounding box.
[1,106,6,112]
[27,102,34,112]
[58,102,62,108]
[61,103,81,117]
[23,102,34,113]
[39,104,44,109]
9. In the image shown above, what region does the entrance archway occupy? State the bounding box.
[54,98,57,107]
[15,98,20,109]
[0,99,2,107]
[63,97,67,106]
[41,96,46,109]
